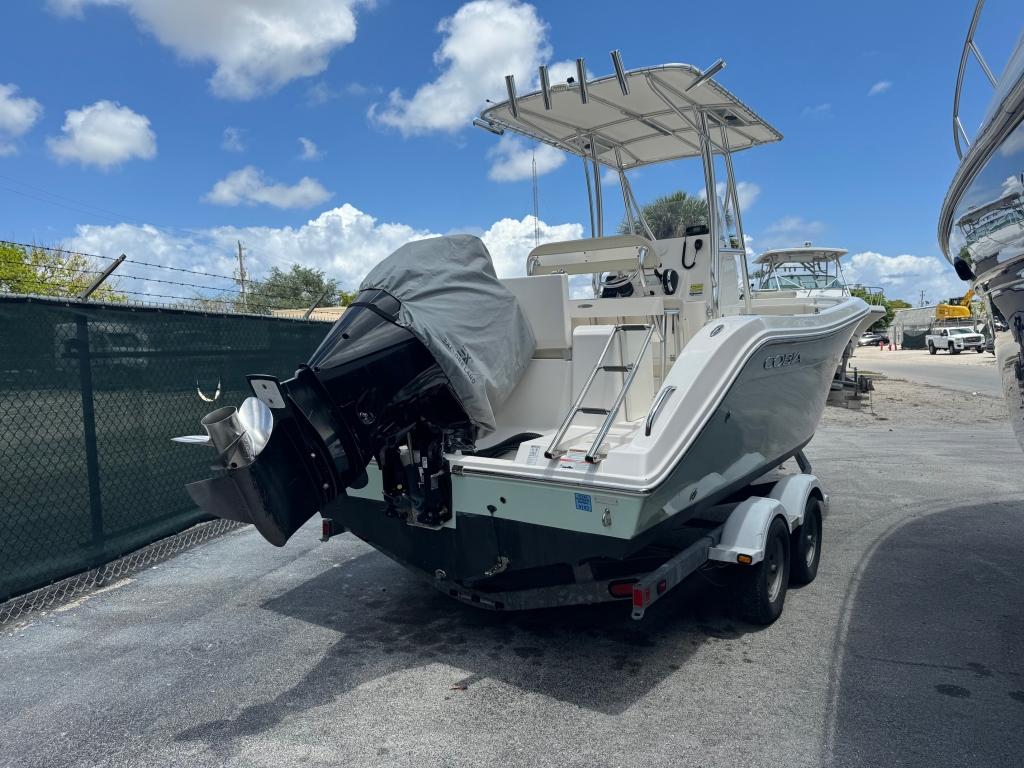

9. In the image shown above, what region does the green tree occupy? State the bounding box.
[619,191,709,239]
[851,286,910,328]
[0,241,125,301]
[244,264,341,313]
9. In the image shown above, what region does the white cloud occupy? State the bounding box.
[47,100,156,169]
[305,80,374,106]
[801,103,831,118]
[49,0,362,100]
[0,83,43,155]
[764,215,822,235]
[221,126,244,152]
[868,80,892,96]
[756,215,826,251]
[1001,174,1024,196]
[733,181,760,211]
[703,180,761,210]
[487,136,564,181]
[203,166,331,209]
[479,215,582,276]
[844,250,963,305]
[369,0,553,135]
[298,137,322,161]
[64,205,583,294]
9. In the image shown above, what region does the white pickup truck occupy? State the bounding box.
[926,326,986,355]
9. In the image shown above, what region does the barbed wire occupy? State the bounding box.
[0,239,344,312]
[0,239,241,283]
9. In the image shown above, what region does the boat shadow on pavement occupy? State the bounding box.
[177,549,765,745]
[827,500,1024,767]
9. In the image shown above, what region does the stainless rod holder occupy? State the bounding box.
[611,50,629,95]
[505,74,519,118]
[576,59,588,104]
[539,65,552,110]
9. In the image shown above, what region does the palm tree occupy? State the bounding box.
[619,191,709,239]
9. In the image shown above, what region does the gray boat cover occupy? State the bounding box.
[359,235,536,435]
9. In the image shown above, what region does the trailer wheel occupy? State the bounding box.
[928,343,936,355]
[789,497,822,585]
[735,516,790,625]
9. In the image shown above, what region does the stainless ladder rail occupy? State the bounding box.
[543,323,657,463]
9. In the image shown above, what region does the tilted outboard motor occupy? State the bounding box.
[176,235,535,546]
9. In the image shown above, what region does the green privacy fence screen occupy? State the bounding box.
[0,295,331,602]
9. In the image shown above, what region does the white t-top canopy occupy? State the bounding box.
[478,64,782,170]
[755,247,848,266]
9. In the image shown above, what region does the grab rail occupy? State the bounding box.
[953,0,999,159]
[644,386,676,436]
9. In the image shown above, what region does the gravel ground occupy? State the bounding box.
[821,374,1009,429]
[1,380,1022,768]
[850,346,1001,396]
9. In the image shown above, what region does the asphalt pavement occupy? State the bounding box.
[2,417,1023,767]
[852,345,1001,396]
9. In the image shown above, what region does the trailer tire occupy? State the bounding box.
[735,516,790,625]
[928,343,936,355]
[789,497,822,586]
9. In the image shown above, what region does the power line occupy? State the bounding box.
[0,173,149,226]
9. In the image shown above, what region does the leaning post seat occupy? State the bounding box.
[527,235,658,276]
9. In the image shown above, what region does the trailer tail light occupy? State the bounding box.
[608,580,637,599]
[632,585,649,609]
[321,518,334,542]
[737,554,753,565]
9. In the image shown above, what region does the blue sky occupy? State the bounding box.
[1,0,1022,304]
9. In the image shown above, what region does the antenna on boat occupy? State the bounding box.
[686,58,726,92]
[575,58,589,104]
[611,50,629,95]
[505,74,520,118]
[538,65,552,110]
[532,151,540,248]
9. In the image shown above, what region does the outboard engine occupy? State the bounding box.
[176,235,535,546]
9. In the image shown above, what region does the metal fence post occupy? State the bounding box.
[75,314,104,550]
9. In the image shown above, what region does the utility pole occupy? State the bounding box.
[236,240,248,310]
[919,289,926,307]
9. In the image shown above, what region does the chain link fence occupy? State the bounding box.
[0,294,331,607]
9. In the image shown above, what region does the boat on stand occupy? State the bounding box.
[752,245,886,405]
[175,52,870,624]
[940,0,1024,453]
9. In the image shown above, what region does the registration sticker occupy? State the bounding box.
[526,445,542,466]
[575,493,592,512]
[688,282,704,296]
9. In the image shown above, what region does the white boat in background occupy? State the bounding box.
[753,245,886,393]
[940,0,1024,452]
[176,52,869,624]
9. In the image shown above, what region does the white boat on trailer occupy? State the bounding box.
[175,53,869,624]
[753,244,886,397]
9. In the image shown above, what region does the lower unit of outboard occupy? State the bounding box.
[180,286,474,546]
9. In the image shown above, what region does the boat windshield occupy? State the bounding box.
[755,264,848,292]
[762,273,845,291]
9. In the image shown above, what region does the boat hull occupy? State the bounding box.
[328,321,854,587]
[939,46,1024,453]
